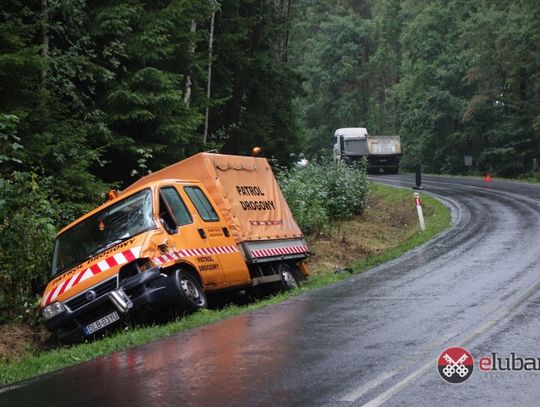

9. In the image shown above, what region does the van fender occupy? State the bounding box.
[159,262,203,287]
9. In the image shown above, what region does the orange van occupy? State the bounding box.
[34,153,309,343]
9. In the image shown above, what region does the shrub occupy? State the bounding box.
[278,156,368,234]
[0,173,59,323]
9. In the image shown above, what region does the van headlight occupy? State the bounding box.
[42,302,66,320]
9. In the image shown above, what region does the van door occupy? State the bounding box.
[156,185,225,286]
[182,184,250,285]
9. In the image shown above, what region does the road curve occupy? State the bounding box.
[2,175,540,406]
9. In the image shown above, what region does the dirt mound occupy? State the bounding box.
[0,323,51,363]
[306,191,417,275]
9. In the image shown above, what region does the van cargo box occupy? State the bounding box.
[123,153,306,257]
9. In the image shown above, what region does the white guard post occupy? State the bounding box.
[414,192,426,232]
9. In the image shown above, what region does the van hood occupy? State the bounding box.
[41,234,146,307]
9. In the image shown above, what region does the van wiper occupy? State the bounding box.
[87,236,132,259]
[52,236,134,277]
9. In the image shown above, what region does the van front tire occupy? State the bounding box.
[171,269,207,313]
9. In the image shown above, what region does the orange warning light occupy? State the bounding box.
[106,190,119,200]
[252,146,262,157]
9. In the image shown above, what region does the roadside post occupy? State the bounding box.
[464,155,473,174]
[414,192,426,232]
[413,163,422,189]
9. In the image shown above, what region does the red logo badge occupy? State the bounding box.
[438,347,474,383]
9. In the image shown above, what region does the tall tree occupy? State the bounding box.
[211,0,304,163]
[290,0,373,154]
[461,0,540,175]
[393,0,473,172]
[1,0,106,211]
[88,0,210,183]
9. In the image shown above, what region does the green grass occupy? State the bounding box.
[361,183,451,269]
[0,183,451,387]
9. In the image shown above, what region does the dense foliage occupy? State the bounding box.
[279,158,368,234]
[2,0,540,321]
[0,0,302,322]
[290,0,540,177]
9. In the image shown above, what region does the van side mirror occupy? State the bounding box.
[31,276,45,296]
[160,216,178,235]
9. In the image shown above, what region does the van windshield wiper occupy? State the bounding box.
[53,236,134,277]
[87,236,132,259]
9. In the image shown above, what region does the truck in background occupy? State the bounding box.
[33,152,309,343]
[332,127,402,174]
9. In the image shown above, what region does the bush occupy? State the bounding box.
[278,156,369,234]
[0,173,59,323]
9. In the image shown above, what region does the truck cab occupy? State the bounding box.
[332,128,369,164]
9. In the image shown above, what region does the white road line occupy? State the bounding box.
[341,370,399,402]
[360,278,540,406]
[340,333,457,402]
[0,382,27,395]
[362,359,436,406]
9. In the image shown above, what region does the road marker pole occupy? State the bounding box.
[413,163,422,189]
[414,192,426,232]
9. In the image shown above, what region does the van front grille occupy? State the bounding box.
[65,277,118,311]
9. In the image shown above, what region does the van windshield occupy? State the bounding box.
[51,189,155,277]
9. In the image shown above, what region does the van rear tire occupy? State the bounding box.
[278,263,301,291]
[171,269,207,313]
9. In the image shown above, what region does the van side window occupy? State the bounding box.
[184,186,219,222]
[159,187,192,233]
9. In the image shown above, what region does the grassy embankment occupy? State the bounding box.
[0,182,451,386]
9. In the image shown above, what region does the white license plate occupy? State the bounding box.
[83,311,120,335]
[374,146,395,154]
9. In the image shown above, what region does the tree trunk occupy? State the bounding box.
[203,11,215,145]
[41,0,49,83]
[222,0,261,154]
[183,20,197,106]
[282,0,293,62]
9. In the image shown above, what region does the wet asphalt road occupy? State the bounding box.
[3,174,540,406]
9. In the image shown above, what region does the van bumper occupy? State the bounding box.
[44,268,176,343]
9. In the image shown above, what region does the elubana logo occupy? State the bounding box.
[438,347,474,383]
[437,347,540,383]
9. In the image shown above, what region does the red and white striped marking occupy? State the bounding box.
[250,220,283,226]
[152,245,238,265]
[43,246,142,306]
[414,192,426,231]
[251,244,309,258]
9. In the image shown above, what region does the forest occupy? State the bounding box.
[1,0,540,321]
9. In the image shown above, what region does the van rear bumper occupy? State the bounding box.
[241,238,310,264]
[45,268,176,343]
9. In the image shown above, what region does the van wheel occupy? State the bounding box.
[171,269,207,313]
[278,263,301,291]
